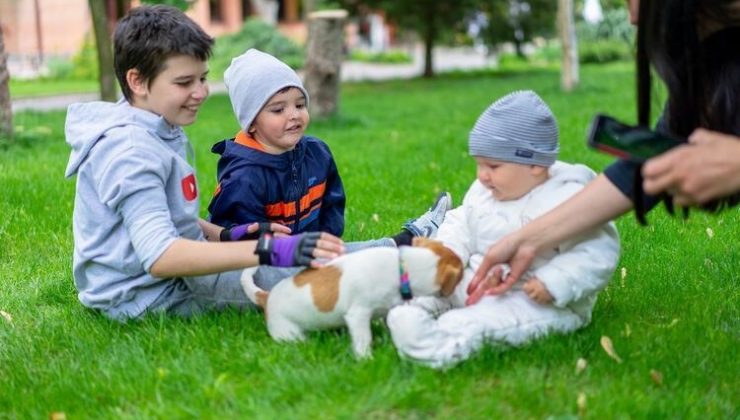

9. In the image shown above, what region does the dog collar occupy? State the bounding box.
[398,250,413,301]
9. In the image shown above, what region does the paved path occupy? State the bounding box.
[11,46,494,112]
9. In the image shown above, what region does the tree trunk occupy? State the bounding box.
[89,0,117,102]
[558,0,579,91]
[0,28,12,141]
[304,9,347,119]
[422,9,435,78]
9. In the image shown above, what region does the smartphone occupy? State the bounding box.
[587,114,685,162]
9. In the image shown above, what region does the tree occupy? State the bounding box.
[478,0,557,58]
[89,0,117,101]
[558,0,579,91]
[87,1,188,103]
[341,0,478,77]
[0,27,11,141]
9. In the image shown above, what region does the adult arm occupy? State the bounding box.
[642,129,740,206]
[467,174,632,305]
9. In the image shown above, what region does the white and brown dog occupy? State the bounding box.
[241,237,463,358]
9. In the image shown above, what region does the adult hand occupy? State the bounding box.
[259,232,344,268]
[465,234,537,305]
[643,129,740,207]
[220,222,291,241]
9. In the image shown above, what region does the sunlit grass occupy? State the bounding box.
[1,63,737,418]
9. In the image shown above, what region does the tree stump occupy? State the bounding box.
[0,28,12,140]
[304,9,348,119]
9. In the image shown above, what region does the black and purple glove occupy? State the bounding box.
[254,232,321,267]
[220,222,272,241]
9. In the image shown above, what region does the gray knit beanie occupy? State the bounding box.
[468,90,559,166]
[224,48,310,132]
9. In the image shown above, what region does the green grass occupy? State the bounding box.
[8,78,99,98]
[1,63,738,418]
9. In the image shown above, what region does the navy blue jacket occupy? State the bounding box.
[207,131,346,236]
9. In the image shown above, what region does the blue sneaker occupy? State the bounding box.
[402,191,453,238]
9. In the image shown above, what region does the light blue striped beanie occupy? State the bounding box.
[469,90,558,166]
[224,48,309,132]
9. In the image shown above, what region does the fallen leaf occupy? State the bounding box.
[575,358,587,375]
[577,392,587,416]
[0,311,11,323]
[650,369,663,386]
[600,336,623,363]
[49,413,66,420]
[706,227,714,238]
[620,267,627,288]
[371,214,380,222]
[665,318,679,328]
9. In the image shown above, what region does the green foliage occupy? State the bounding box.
[2,65,738,418]
[141,0,190,11]
[478,0,558,52]
[577,8,635,44]
[209,18,305,80]
[69,34,100,80]
[579,39,634,63]
[348,49,412,64]
[577,8,635,64]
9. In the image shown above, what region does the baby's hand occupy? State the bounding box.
[522,277,553,305]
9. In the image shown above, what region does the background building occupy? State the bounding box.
[0,0,303,78]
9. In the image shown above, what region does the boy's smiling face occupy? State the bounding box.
[128,54,209,127]
[249,87,309,154]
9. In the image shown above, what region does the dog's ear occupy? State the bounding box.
[438,263,463,296]
[434,246,464,296]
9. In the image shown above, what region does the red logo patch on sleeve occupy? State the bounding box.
[181,173,198,201]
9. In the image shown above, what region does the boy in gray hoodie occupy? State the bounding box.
[64,5,343,321]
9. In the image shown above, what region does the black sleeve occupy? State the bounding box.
[604,159,661,212]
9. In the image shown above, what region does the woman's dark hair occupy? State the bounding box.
[113,5,214,101]
[634,0,740,218]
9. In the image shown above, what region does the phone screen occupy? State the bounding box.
[587,114,684,162]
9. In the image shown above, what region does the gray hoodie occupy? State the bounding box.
[65,100,204,319]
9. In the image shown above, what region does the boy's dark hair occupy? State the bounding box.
[113,4,214,101]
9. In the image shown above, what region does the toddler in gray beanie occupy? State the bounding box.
[224,48,310,133]
[469,90,559,167]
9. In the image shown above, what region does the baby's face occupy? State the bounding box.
[250,87,309,154]
[474,157,548,201]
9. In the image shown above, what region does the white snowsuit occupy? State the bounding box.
[387,162,620,368]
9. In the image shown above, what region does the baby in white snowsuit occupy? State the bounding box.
[387,91,620,368]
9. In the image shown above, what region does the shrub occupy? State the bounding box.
[69,34,99,80]
[579,39,633,63]
[209,18,305,79]
[348,49,412,64]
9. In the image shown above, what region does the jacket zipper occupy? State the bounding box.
[291,151,300,230]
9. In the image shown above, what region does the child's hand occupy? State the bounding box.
[221,222,291,241]
[264,232,344,267]
[522,277,553,305]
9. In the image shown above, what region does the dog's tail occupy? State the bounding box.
[239,267,269,308]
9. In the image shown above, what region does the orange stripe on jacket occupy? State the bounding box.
[265,182,327,219]
[234,130,266,151]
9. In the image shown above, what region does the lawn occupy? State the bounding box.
[1,63,737,418]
